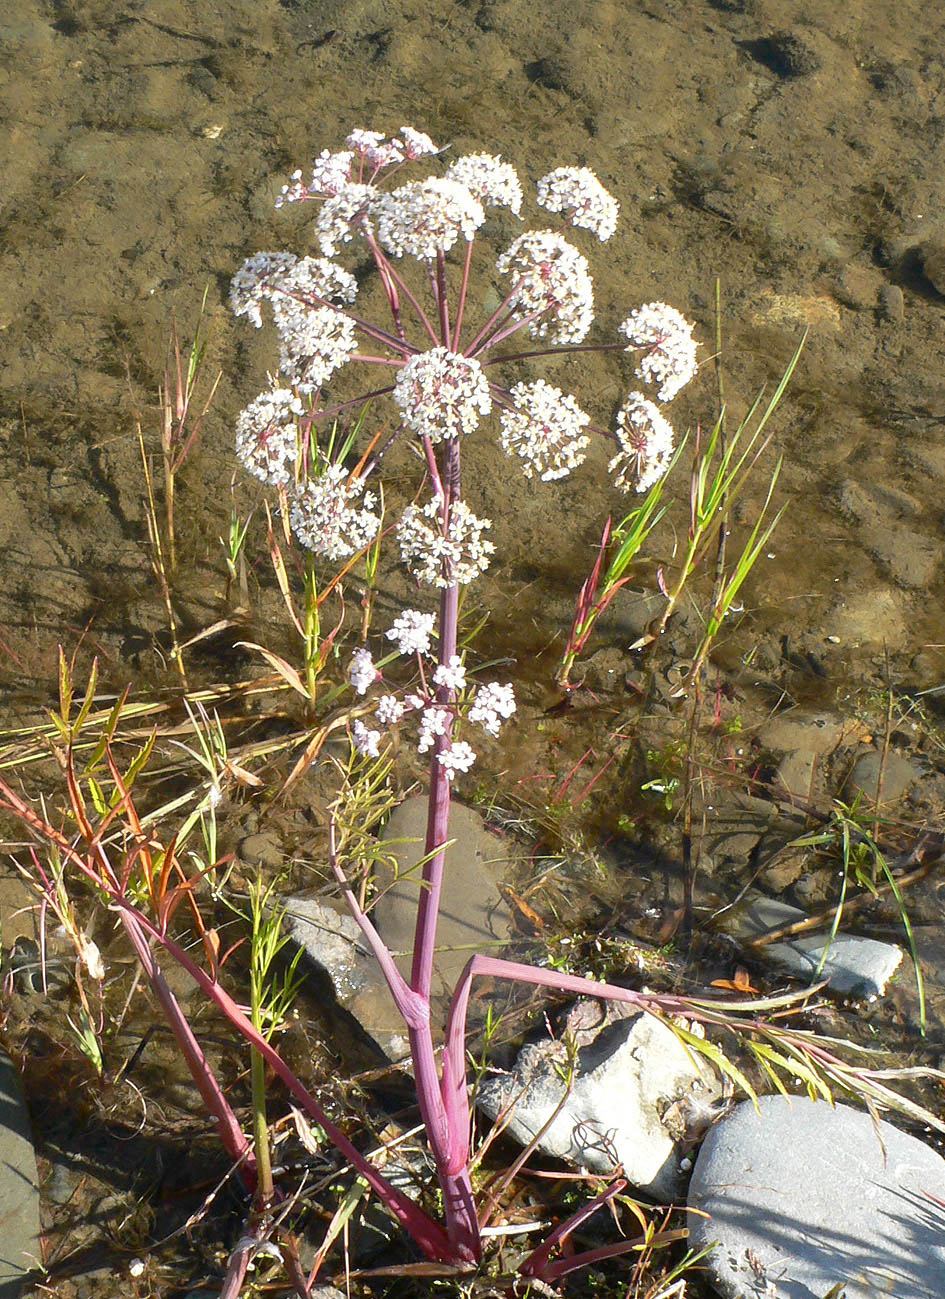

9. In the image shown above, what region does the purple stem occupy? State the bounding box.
[519,1177,627,1279]
[364,230,440,346]
[452,239,474,351]
[435,250,451,346]
[118,906,257,1190]
[108,897,459,1262]
[399,433,481,1259]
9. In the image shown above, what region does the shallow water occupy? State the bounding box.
[3,0,945,1291]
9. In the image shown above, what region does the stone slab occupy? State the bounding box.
[688,1095,945,1299]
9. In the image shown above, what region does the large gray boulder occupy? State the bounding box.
[688,1094,945,1298]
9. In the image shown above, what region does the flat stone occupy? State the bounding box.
[283,895,409,1062]
[730,892,902,998]
[0,1047,41,1294]
[477,1000,722,1198]
[845,748,920,807]
[373,797,511,1003]
[688,1095,945,1298]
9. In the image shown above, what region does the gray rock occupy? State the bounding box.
[0,1048,41,1296]
[477,1000,722,1198]
[373,797,511,1003]
[731,891,902,998]
[283,895,410,1062]
[284,798,512,1055]
[688,1095,945,1299]
[845,748,920,806]
[879,282,905,323]
[239,831,284,870]
[920,241,945,296]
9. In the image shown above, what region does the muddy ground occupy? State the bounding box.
[2,0,945,1294]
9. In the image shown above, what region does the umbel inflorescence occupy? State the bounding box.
[230,125,698,771]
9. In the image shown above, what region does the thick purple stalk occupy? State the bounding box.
[401,431,482,1260]
[118,907,258,1190]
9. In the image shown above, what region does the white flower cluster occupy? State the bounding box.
[275,255,358,307]
[351,718,382,758]
[316,183,379,257]
[375,694,406,724]
[609,393,676,494]
[418,705,452,753]
[445,153,523,215]
[393,348,493,442]
[536,166,619,241]
[272,300,358,394]
[230,254,360,394]
[289,463,381,560]
[234,386,304,486]
[397,496,495,587]
[438,741,477,780]
[619,302,698,402]
[433,654,467,690]
[276,127,439,211]
[344,613,517,780]
[275,151,354,207]
[348,647,377,695]
[468,681,516,736]
[496,230,594,344]
[377,178,486,260]
[230,252,299,328]
[386,608,436,656]
[499,379,591,480]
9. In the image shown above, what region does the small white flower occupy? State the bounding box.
[128,1259,146,1279]
[348,647,377,695]
[366,139,405,169]
[468,681,516,736]
[619,303,698,402]
[275,255,358,306]
[375,694,406,724]
[433,655,467,691]
[351,718,382,758]
[499,379,590,480]
[445,154,523,215]
[496,230,594,344]
[289,464,381,560]
[235,385,303,487]
[609,393,676,493]
[376,178,485,260]
[536,166,619,241]
[438,740,477,779]
[418,705,452,753]
[397,496,495,587]
[394,348,492,443]
[308,149,355,195]
[386,609,436,656]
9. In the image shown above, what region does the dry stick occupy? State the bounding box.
[744,857,936,948]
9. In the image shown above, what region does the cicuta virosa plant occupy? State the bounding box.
[4,126,938,1296]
